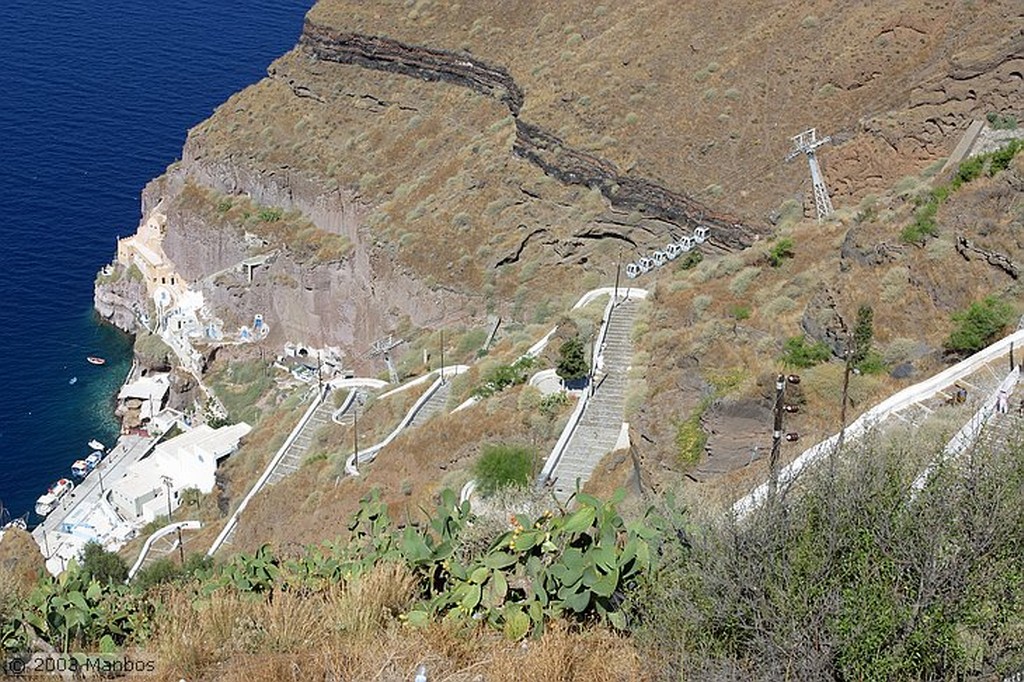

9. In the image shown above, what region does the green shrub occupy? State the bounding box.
[635,438,1024,679]
[472,356,534,398]
[782,335,832,368]
[538,391,570,416]
[473,444,536,496]
[767,238,795,267]
[729,304,752,321]
[80,542,128,585]
[677,250,703,271]
[256,207,283,223]
[903,140,1023,244]
[945,296,1015,354]
[556,336,590,382]
[987,111,1018,130]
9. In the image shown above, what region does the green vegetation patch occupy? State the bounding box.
[473,443,536,496]
[208,359,274,424]
[902,140,1023,244]
[674,397,711,467]
[556,336,590,382]
[472,355,534,398]
[782,335,832,368]
[945,295,1016,355]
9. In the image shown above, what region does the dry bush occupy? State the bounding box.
[325,562,418,636]
[148,573,647,682]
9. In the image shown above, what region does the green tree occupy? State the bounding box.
[80,541,128,585]
[852,305,874,367]
[556,336,590,382]
[946,296,1015,354]
[473,444,536,496]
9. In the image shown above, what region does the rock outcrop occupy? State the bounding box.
[300,23,764,252]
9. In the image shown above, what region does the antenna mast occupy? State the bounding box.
[785,128,834,222]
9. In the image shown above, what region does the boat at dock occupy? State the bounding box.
[34,479,74,517]
[71,451,104,479]
[88,439,105,451]
[86,356,106,366]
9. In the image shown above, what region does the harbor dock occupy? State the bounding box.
[31,433,157,575]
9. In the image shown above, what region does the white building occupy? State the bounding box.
[117,373,171,424]
[110,422,251,523]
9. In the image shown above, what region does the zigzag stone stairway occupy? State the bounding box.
[551,299,638,502]
[215,392,336,552]
[266,395,335,485]
[408,379,452,428]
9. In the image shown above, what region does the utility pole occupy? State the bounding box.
[352,399,359,475]
[769,374,785,498]
[614,250,622,304]
[769,374,801,499]
[162,476,184,565]
[785,128,834,221]
[370,335,403,385]
[839,348,853,441]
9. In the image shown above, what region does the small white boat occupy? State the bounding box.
[71,460,89,478]
[87,439,105,451]
[35,478,74,517]
[85,452,102,469]
[86,356,106,366]
[68,377,77,385]
[2,517,27,532]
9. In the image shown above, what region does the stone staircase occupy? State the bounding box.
[408,380,452,428]
[975,382,1024,453]
[551,299,638,501]
[265,397,335,485]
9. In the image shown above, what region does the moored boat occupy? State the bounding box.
[71,460,89,478]
[87,439,105,451]
[85,452,102,469]
[2,517,27,532]
[35,478,74,517]
[86,356,106,366]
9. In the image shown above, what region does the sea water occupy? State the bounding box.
[0,0,313,521]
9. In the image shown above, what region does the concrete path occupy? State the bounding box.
[546,298,639,502]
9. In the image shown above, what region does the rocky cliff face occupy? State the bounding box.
[94,268,146,335]
[97,0,1023,371]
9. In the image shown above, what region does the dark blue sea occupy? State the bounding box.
[0,0,312,522]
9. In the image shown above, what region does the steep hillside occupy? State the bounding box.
[96,0,1024,542]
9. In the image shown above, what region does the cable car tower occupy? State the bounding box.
[785,128,834,222]
[370,334,403,385]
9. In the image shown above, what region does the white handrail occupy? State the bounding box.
[345,366,469,474]
[331,389,356,424]
[734,329,1024,517]
[537,392,588,485]
[207,384,327,556]
[128,520,201,580]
